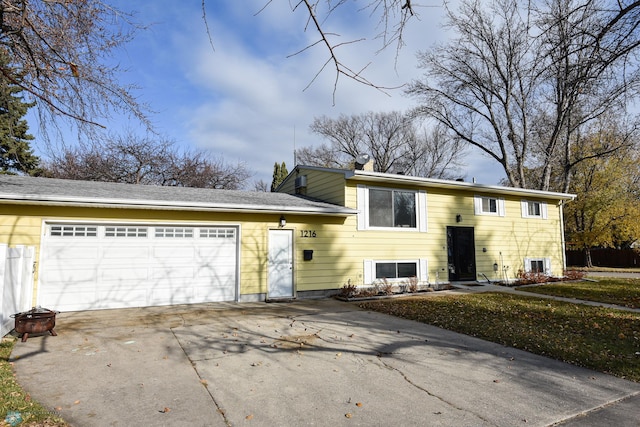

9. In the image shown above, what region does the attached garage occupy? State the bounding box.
[39,223,239,311]
[0,174,356,314]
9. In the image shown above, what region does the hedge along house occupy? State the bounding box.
[0,174,355,314]
[0,163,574,315]
[276,164,576,288]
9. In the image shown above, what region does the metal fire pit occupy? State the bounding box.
[12,307,59,342]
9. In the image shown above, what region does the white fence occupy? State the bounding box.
[1,245,35,337]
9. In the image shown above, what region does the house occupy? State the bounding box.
[0,164,575,314]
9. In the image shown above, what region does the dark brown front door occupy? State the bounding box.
[447,227,476,281]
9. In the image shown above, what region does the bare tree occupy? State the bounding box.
[42,132,251,190]
[300,111,465,178]
[407,0,640,192]
[262,0,418,99]
[0,0,148,137]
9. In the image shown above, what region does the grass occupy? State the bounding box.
[518,278,640,309]
[359,291,640,382]
[1,337,67,427]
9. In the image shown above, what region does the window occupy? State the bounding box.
[357,185,427,231]
[364,259,428,284]
[521,200,548,219]
[49,225,97,237]
[199,228,236,239]
[524,258,550,274]
[155,227,194,238]
[105,226,148,238]
[369,188,416,228]
[474,195,505,216]
[375,262,417,279]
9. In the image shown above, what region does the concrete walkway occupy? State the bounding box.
[8,296,640,427]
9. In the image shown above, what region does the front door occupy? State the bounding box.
[268,229,294,299]
[447,226,476,281]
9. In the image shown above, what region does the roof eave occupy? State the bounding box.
[0,196,357,217]
[348,171,576,201]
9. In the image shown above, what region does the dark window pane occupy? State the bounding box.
[531,260,544,273]
[397,262,417,278]
[482,197,497,213]
[528,202,540,216]
[394,191,416,227]
[369,189,393,227]
[375,263,397,279]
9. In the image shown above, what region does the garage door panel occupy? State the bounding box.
[152,266,195,280]
[102,246,150,259]
[197,264,235,279]
[96,287,147,309]
[40,224,238,311]
[42,268,97,283]
[198,245,235,258]
[43,245,99,260]
[100,267,149,281]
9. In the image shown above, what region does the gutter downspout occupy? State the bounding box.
[559,200,568,272]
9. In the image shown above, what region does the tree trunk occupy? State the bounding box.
[583,247,593,268]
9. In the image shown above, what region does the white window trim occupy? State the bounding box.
[521,200,548,219]
[364,259,428,284]
[356,185,427,232]
[524,257,551,274]
[474,195,505,217]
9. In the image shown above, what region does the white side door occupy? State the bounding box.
[268,229,294,299]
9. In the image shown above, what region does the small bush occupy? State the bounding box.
[339,282,358,298]
[408,276,419,293]
[379,279,394,295]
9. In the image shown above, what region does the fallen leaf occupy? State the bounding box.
[246,414,254,420]
[200,379,208,387]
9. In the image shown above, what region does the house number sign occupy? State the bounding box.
[300,230,317,238]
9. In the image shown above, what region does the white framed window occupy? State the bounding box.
[49,225,98,237]
[524,257,551,274]
[199,228,236,239]
[357,185,427,231]
[521,200,548,219]
[105,226,148,238]
[474,195,505,217]
[364,259,428,284]
[155,227,194,238]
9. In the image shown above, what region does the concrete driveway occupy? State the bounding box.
[9,298,640,426]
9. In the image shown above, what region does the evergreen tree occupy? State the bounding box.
[270,161,288,192]
[0,55,40,175]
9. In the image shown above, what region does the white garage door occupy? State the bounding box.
[39,223,238,311]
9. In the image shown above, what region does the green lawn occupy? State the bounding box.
[519,278,640,309]
[359,292,640,382]
[1,337,67,426]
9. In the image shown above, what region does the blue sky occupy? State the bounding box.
[29,0,505,187]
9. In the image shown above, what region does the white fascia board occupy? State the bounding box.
[348,170,576,202]
[0,195,357,216]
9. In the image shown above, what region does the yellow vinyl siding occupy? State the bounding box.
[342,182,566,283]
[280,168,346,205]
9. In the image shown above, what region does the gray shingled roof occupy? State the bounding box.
[0,175,356,216]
